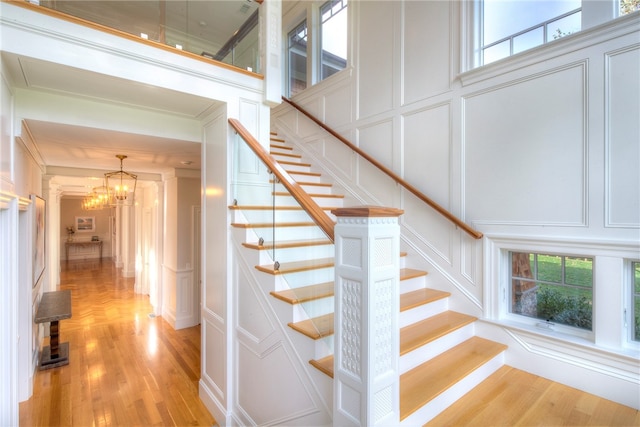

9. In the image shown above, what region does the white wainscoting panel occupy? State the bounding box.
[606,46,640,227]
[357,1,395,120]
[402,0,452,104]
[464,63,587,225]
[403,103,452,208]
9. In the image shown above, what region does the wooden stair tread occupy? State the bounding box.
[256,257,334,275]
[399,337,507,421]
[229,205,336,211]
[271,180,332,188]
[400,311,477,356]
[231,221,317,229]
[243,239,333,250]
[270,143,292,150]
[271,282,334,304]
[273,191,344,199]
[271,151,302,159]
[400,268,428,281]
[288,313,334,339]
[286,170,322,177]
[277,160,311,167]
[400,288,450,312]
[309,355,334,378]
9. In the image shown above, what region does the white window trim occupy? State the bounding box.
[459,0,636,82]
[484,233,640,357]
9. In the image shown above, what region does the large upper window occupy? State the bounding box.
[474,0,639,68]
[320,0,348,80]
[510,252,593,331]
[482,0,581,65]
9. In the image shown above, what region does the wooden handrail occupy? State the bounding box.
[282,97,483,240]
[229,118,335,242]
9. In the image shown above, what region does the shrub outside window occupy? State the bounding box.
[510,252,593,331]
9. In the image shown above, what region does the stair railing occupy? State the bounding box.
[230,118,337,351]
[282,97,484,240]
[230,118,335,241]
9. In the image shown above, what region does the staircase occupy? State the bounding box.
[230,131,507,425]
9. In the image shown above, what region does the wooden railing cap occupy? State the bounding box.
[332,205,404,218]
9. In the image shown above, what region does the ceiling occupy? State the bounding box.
[4,0,262,194]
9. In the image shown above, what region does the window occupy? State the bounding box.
[481,0,582,65]
[633,261,640,341]
[288,20,308,97]
[472,0,640,69]
[320,0,347,80]
[510,252,593,331]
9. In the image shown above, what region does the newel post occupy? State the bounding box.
[332,206,404,426]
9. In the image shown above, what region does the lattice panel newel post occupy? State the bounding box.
[332,206,404,426]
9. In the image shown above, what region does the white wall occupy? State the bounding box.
[274,1,639,410]
[1,2,272,424]
[162,172,201,330]
[0,55,47,422]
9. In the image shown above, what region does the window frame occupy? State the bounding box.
[509,251,594,333]
[284,0,349,97]
[287,19,308,97]
[463,0,625,72]
[630,260,640,344]
[319,0,348,81]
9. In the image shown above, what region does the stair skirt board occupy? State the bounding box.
[400,353,505,426]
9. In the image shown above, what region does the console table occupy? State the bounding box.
[35,290,72,369]
[65,240,102,260]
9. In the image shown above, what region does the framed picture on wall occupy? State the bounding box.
[75,216,95,232]
[33,195,45,287]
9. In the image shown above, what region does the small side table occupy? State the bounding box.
[34,290,72,370]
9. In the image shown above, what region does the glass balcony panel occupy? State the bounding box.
[38,0,260,73]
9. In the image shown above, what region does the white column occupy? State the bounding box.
[333,206,403,427]
[43,177,60,290]
[120,203,136,277]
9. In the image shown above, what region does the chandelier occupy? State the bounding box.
[104,154,137,205]
[82,179,112,210]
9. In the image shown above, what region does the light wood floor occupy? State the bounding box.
[19,259,217,427]
[19,259,639,426]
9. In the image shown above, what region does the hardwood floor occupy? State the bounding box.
[426,365,640,426]
[19,259,639,426]
[19,259,217,427]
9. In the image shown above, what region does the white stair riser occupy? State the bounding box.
[275,182,333,195]
[399,276,428,294]
[399,297,449,328]
[400,323,475,374]
[273,267,335,290]
[293,297,335,322]
[255,244,334,265]
[399,353,505,427]
[276,162,311,173]
[238,209,319,224]
[286,173,322,183]
[274,194,343,208]
[271,153,304,162]
[270,227,330,243]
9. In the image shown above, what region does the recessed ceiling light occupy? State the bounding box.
[181,160,193,166]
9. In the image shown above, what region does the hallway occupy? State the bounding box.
[19,259,216,426]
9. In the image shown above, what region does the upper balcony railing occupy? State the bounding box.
[11,0,262,74]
